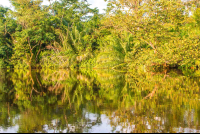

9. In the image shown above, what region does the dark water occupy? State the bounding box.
[0,68,200,133]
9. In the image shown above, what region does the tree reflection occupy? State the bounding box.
[0,68,200,132]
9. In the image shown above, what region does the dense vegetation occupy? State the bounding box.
[0,0,200,70]
[1,1,200,132]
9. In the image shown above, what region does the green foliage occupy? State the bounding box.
[101,0,200,69]
[95,35,125,68]
[0,0,199,69]
[0,6,17,68]
[194,8,200,27]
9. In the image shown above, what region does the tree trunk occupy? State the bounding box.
[29,52,33,71]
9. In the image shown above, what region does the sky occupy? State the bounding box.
[0,0,108,14]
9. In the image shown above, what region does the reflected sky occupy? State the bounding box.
[0,112,125,133]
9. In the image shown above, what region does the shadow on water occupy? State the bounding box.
[0,68,200,132]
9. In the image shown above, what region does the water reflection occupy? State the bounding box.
[0,68,200,133]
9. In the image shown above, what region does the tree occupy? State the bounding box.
[102,0,200,68]
[0,6,17,67]
[40,0,101,68]
[10,0,55,69]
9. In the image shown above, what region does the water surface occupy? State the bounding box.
[0,68,200,133]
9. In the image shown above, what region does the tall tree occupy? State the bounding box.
[10,0,55,69]
[0,6,17,67]
[102,0,200,67]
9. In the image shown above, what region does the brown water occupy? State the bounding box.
[0,68,200,133]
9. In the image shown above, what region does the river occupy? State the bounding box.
[0,68,200,133]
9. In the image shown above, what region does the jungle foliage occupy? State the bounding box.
[0,0,200,70]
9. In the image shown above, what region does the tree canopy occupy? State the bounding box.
[0,0,199,70]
